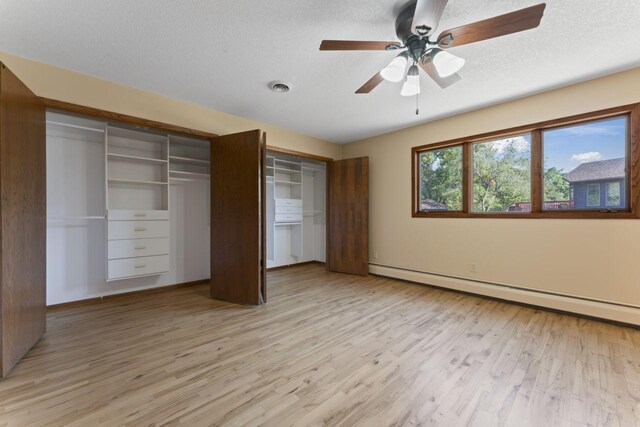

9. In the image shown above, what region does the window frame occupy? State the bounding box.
[411,103,640,219]
[417,145,465,212]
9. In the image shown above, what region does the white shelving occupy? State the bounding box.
[46,110,211,303]
[266,152,326,268]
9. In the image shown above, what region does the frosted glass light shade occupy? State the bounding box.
[400,65,420,97]
[380,53,408,82]
[431,48,465,78]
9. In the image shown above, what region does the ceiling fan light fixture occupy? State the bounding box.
[380,52,409,82]
[431,48,465,78]
[400,64,420,97]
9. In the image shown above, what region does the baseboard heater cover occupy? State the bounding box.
[369,264,640,326]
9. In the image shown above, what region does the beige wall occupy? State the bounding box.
[343,67,640,308]
[0,51,341,160]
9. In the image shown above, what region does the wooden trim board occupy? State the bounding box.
[47,279,210,310]
[42,98,218,139]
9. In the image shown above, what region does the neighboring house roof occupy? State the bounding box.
[564,157,625,183]
[421,199,448,210]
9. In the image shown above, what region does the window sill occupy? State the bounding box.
[412,210,638,219]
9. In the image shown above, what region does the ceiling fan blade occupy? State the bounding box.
[437,3,546,48]
[411,0,448,36]
[419,59,461,89]
[355,72,385,94]
[320,40,401,51]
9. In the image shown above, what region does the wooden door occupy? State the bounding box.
[328,157,369,276]
[0,63,47,377]
[210,129,266,305]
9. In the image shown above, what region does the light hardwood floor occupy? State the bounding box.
[0,265,638,426]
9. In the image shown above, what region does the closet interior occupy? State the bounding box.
[266,151,327,269]
[46,110,210,304]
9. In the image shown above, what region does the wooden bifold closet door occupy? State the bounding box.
[328,157,369,276]
[0,63,47,377]
[210,129,267,305]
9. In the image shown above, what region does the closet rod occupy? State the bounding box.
[46,120,105,133]
[47,216,106,220]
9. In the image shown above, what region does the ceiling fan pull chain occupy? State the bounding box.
[416,92,419,115]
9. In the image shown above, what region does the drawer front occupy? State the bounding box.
[108,255,169,280]
[108,220,169,240]
[275,213,302,222]
[275,206,302,214]
[108,238,169,260]
[275,198,302,207]
[108,209,169,221]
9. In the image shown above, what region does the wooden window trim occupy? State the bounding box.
[412,103,640,219]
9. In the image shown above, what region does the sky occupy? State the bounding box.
[542,116,627,172]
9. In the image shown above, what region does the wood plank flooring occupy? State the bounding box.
[0,265,638,426]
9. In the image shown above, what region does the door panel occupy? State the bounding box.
[210,129,266,305]
[328,157,369,276]
[0,63,47,377]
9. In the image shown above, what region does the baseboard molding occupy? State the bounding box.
[267,261,325,272]
[369,264,640,327]
[47,279,209,310]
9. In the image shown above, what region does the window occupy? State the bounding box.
[472,135,531,212]
[587,184,600,206]
[418,146,463,211]
[607,182,621,206]
[412,104,639,219]
[542,116,627,210]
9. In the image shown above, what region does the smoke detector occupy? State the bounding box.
[269,81,292,93]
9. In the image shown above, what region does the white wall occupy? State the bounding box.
[343,67,640,318]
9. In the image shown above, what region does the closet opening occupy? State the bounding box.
[46,109,212,305]
[266,149,328,271]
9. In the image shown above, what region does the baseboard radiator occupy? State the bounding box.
[369,264,640,326]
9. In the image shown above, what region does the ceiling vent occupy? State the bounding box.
[269,81,291,93]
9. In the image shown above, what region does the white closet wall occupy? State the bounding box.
[266,152,326,268]
[46,112,210,305]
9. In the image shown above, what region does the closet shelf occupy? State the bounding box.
[47,215,106,220]
[108,153,168,164]
[274,180,302,186]
[275,222,302,226]
[169,170,209,179]
[46,120,105,133]
[169,155,210,166]
[274,167,302,175]
[275,158,301,167]
[108,178,168,186]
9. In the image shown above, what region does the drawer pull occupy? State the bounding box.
[134,227,147,232]
[134,213,147,217]
[134,264,146,268]
[134,246,147,250]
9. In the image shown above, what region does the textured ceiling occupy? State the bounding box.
[1,0,639,143]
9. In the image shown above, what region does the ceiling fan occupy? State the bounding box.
[320,1,546,102]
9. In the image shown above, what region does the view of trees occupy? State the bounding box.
[472,138,530,212]
[419,138,571,212]
[419,147,463,211]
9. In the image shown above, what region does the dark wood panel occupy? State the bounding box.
[328,157,369,276]
[210,130,265,305]
[260,132,267,303]
[437,3,546,48]
[0,63,46,377]
[266,145,333,162]
[356,72,385,94]
[42,98,217,139]
[320,40,400,51]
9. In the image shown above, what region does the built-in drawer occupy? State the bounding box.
[275,206,302,214]
[108,209,169,221]
[108,220,169,240]
[275,198,302,207]
[108,238,169,260]
[107,255,169,280]
[275,213,302,222]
